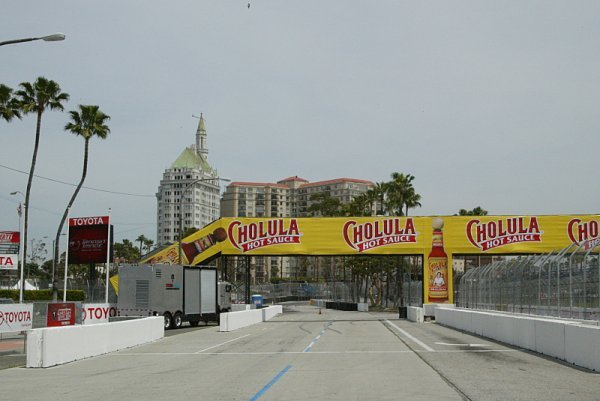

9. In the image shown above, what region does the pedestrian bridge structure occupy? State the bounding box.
[141,215,600,304]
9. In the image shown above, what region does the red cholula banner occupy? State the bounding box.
[68,216,113,264]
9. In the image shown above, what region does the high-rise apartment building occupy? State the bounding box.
[220,176,374,218]
[156,115,222,246]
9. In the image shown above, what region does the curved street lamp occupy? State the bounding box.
[178,177,231,264]
[0,33,65,47]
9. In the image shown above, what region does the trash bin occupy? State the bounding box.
[251,294,264,309]
[399,306,407,319]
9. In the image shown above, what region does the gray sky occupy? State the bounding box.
[1,1,599,247]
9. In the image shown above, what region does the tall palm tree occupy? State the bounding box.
[0,84,21,122]
[53,105,110,281]
[373,182,388,215]
[16,77,69,277]
[136,234,149,256]
[403,187,422,216]
[387,173,415,216]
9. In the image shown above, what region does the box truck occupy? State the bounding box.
[117,264,231,329]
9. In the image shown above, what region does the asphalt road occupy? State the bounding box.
[0,303,597,401]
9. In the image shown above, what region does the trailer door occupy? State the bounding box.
[200,269,217,314]
[184,269,201,315]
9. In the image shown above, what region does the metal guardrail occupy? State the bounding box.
[456,245,600,321]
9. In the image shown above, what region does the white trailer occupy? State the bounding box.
[117,264,231,329]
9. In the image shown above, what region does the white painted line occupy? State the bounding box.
[385,320,435,352]
[435,342,491,347]
[194,334,251,354]
[111,349,518,356]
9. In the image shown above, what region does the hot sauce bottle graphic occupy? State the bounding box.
[428,218,448,302]
[181,227,228,264]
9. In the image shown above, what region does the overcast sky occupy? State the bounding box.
[1,1,599,247]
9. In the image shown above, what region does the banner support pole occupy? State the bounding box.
[105,208,111,303]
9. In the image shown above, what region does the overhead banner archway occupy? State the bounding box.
[142,215,600,304]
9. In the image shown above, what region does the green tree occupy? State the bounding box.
[372,182,388,215]
[136,234,149,255]
[387,173,416,216]
[456,206,488,216]
[308,192,343,217]
[345,193,372,216]
[53,105,110,282]
[0,84,21,121]
[114,239,141,262]
[143,238,155,253]
[403,187,422,216]
[15,77,69,278]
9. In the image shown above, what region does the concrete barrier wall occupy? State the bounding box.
[220,305,283,332]
[27,316,163,368]
[435,307,600,371]
[407,306,424,323]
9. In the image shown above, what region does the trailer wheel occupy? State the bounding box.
[163,312,173,330]
[173,312,183,329]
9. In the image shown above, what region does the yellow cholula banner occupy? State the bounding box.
[141,215,600,302]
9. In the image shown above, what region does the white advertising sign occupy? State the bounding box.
[0,304,33,333]
[81,303,117,325]
[0,253,18,270]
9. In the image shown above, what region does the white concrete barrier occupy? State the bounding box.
[220,305,282,332]
[435,307,600,372]
[534,319,566,360]
[26,316,163,368]
[407,306,424,323]
[357,303,369,312]
[565,323,600,371]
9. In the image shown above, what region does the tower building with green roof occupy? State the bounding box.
[155,114,222,245]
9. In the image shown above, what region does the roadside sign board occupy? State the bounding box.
[68,216,113,264]
[47,303,76,327]
[0,303,33,333]
[81,303,117,325]
[0,231,20,271]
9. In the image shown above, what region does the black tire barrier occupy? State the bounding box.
[399,306,407,319]
[325,301,358,311]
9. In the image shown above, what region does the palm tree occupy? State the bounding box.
[403,187,422,216]
[143,238,154,254]
[0,84,21,122]
[16,77,69,276]
[53,105,110,281]
[136,234,149,255]
[372,182,388,215]
[387,173,415,216]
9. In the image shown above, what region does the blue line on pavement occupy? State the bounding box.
[249,365,292,401]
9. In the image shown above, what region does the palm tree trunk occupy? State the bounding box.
[23,109,43,287]
[54,138,90,284]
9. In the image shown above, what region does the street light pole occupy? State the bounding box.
[10,191,25,303]
[178,177,230,264]
[0,33,65,47]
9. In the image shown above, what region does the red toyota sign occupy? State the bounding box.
[69,216,109,227]
[68,216,113,264]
